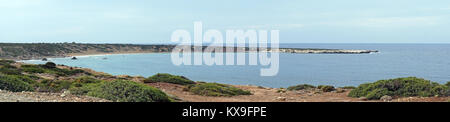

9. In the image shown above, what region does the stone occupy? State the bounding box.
[61,90,70,97]
[276,97,287,101]
[380,95,393,102]
[358,97,368,101]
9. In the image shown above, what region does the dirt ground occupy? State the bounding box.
[147,82,450,102]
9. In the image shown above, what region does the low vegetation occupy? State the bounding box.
[318,85,336,92]
[348,77,450,100]
[76,80,171,102]
[0,60,171,102]
[185,82,252,97]
[339,86,356,89]
[287,84,316,91]
[2,59,450,102]
[287,84,336,92]
[144,73,195,85]
[21,63,87,76]
[36,80,72,92]
[0,74,35,92]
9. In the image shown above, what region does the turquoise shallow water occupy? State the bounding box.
[22,44,450,88]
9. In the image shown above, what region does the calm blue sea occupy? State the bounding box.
[22,44,450,88]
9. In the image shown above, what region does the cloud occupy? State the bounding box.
[31,26,86,36]
[226,24,305,29]
[319,16,442,28]
[356,16,441,27]
[0,0,48,8]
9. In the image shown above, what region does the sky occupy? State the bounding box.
[0,0,449,43]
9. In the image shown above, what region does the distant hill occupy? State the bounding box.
[0,43,378,60]
[0,43,175,60]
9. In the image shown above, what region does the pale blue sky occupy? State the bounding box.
[1,0,449,43]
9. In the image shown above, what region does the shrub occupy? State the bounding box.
[37,80,72,92]
[43,62,57,69]
[348,77,449,100]
[0,75,34,92]
[185,83,252,97]
[0,60,15,65]
[339,86,356,89]
[71,76,102,87]
[144,73,195,85]
[69,83,101,95]
[287,84,316,91]
[446,81,450,87]
[84,80,170,102]
[318,85,335,92]
[21,64,86,76]
[0,65,22,75]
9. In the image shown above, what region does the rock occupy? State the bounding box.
[71,57,77,60]
[359,97,368,101]
[276,97,287,101]
[42,58,48,61]
[61,90,71,97]
[336,89,346,93]
[380,95,393,102]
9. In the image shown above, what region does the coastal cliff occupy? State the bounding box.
[0,43,378,60]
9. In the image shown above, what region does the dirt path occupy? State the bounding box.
[0,89,109,102]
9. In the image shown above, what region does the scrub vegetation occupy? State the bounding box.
[348,77,449,100]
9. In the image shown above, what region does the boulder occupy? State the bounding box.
[358,97,368,101]
[380,95,393,102]
[276,97,287,101]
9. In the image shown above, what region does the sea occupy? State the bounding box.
[22,43,450,88]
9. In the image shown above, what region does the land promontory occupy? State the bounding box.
[0,43,378,60]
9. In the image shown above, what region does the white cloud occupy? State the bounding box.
[356,16,441,27]
[0,0,49,8]
[319,16,443,28]
[32,26,86,36]
[227,24,305,29]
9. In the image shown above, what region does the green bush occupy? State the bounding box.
[318,85,335,92]
[0,65,22,75]
[43,62,57,69]
[37,80,72,92]
[69,83,101,95]
[0,60,15,65]
[71,76,102,87]
[348,77,449,100]
[185,83,252,97]
[0,75,34,92]
[446,81,450,87]
[144,73,195,85]
[287,84,316,91]
[83,80,170,102]
[21,65,46,73]
[339,86,356,89]
[21,64,86,76]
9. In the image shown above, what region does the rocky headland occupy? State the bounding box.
[0,43,378,60]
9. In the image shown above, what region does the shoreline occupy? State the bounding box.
[16,49,378,61]
[0,43,378,61]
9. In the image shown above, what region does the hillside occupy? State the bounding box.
[0,43,175,60]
